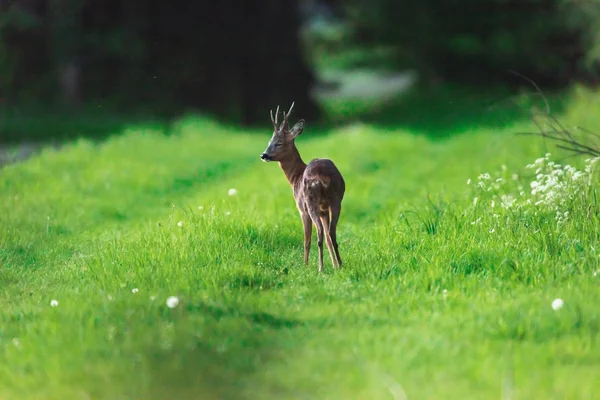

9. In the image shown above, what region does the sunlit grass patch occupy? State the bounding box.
[1,90,600,399]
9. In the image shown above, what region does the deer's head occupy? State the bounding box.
[260,102,305,162]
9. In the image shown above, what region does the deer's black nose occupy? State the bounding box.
[260,153,271,161]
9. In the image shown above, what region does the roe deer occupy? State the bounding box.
[260,102,345,272]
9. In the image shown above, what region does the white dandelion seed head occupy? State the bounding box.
[50,299,59,307]
[551,298,564,311]
[177,221,183,227]
[166,296,180,308]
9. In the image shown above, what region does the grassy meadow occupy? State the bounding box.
[1,86,600,400]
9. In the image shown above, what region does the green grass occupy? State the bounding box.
[1,88,600,400]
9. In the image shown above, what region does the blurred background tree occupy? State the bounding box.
[1,0,600,140]
[338,0,600,87]
[1,0,319,126]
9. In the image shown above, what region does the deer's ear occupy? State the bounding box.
[290,119,305,138]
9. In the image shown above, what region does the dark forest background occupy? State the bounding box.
[2,0,600,140]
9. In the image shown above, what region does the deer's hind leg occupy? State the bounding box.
[329,203,342,267]
[320,211,339,269]
[306,205,325,272]
[301,211,312,265]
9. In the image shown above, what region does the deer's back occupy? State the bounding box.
[301,158,345,210]
[304,158,343,181]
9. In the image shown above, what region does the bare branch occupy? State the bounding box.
[514,129,600,156]
[574,125,600,142]
[507,69,550,115]
[507,71,600,160]
[556,144,600,158]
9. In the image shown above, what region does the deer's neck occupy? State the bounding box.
[279,146,306,188]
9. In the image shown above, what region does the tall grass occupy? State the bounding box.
[0,90,599,399]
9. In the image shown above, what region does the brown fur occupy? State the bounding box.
[261,103,345,272]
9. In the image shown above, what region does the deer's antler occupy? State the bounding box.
[270,105,280,129]
[286,101,295,120]
[280,101,295,130]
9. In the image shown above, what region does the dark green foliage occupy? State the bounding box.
[0,0,319,125]
[343,0,600,87]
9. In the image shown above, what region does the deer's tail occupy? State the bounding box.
[307,176,330,189]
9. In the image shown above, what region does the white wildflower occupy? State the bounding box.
[50,299,59,307]
[228,188,238,196]
[500,194,516,209]
[132,288,139,294]
[551,298,564,311]
[166,296,180,309]
[177,221,183,227]
[467,178,471,185]
[471,153,596,228]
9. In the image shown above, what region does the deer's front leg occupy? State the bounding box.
[301,212,312,265]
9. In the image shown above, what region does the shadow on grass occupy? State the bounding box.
[0,83,574,170]
[2,84,572,144]
[141,299,392,399]
[318,84,571,139]
[142,300,306,400]
[0,105,177,166]
[0,104,177,144]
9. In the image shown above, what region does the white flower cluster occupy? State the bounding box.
[523,153,598,223]
[471,153,599,225]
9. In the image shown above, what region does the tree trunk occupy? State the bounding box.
[49,0,83,107]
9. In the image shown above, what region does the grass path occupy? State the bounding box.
[1,95,600,399]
